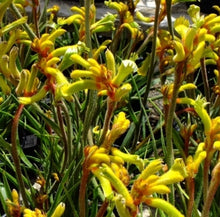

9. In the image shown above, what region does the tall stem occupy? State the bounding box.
[203,157,211,202]
[165,62,184,168]
[186,177,195,217]
[202,162,220,217]
[165,62,184,204]
[11,104,29,207]
[79,165,90,217]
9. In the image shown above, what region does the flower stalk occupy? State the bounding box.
[202,162,220,217]
[165,61,185,204]
[11,104,29,207]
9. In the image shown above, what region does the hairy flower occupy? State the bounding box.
[69,50,137,101]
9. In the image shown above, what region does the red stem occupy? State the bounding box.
[186,177,195,217]
[79,163,90,217]
[95,200,109,217]
[203,157,210,202]
[11,104,29,207]
[202,162,220,217]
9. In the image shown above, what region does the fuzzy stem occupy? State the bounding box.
[165,62,185,204]
[202,162,220,217]
[186,177,195,217]
[165,62,184,167]
[79,165,90,217]
[99,98,116,146]
[203,157,211,202]
[203,139,215,202]
[11,104,29,207]
[95,200,109,217]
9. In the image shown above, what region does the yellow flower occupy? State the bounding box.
[177,96,211,135]
[31,29,66,57]
[23,208,47,217]
[94,158,186,217]
[100,112,131,150]
[186,142,207,178]
[69,50,137,101]
[162,83,196,104]
[51,202,65,217]
[6,189,22,217]
[47,5,60,22]
[131,159,187,214]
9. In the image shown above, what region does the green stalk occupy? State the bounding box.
[165,61,185,204]
[165,62,185,167]
[11,104,29,207]
[131,0,160,151]
[10,3,37,40]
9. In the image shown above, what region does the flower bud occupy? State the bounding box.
[51,202,65,217]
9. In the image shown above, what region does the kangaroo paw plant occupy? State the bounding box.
[2,0,220,217]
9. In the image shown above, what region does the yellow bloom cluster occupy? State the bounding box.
[6,189,65,217]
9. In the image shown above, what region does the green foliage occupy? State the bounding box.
[1,0,220,217]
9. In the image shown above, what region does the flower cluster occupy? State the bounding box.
[58,4,116,41]
[69,49,137,101]
[81,112,187,217]
[6,189,65,217]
